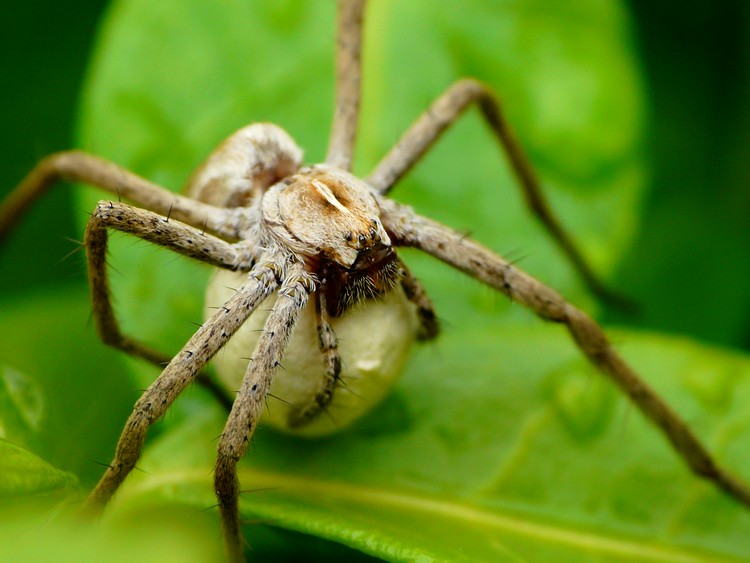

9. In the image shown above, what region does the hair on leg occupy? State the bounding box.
[214,265,316,563]
[83,199,253,409]
[285,291,342,428]
[82,248,283,515]
[0,151,240,244]
[380,197,750,509]
[325,0,367,171]
[399,260,439,341]
[366,78,631,310]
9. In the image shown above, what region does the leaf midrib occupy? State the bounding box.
[117,466,736,562]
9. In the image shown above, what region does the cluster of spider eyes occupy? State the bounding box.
[344,227,379,245]
[343,217,381,246]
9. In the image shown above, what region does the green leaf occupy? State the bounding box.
[0,501,225,563]
[5,0,745,560]
[0,293,140,485]
[0,364,45,450]
[0,439,76,498]
[112,329,750,561]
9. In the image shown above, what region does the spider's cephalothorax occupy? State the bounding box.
[263,165,403,316]
[198,144,421,436]
[186,125,405,317]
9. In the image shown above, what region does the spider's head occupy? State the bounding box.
[262,166,392,270]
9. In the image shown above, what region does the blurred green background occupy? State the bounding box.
[0,1,108,294]
[610,1,750,348]
[2,1,749,348]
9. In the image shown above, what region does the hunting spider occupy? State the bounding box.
[1,1,749,561]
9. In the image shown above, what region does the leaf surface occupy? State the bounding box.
[0,439,76,498]
[113,328,750,561]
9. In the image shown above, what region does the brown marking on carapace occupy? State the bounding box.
[269,166,391,269]
[307,171,354,208]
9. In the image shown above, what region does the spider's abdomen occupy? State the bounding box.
[205,268,419,436]
[184,123,302,207]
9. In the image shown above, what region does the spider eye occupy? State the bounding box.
[358,233,367,245]
[344,231,353,242]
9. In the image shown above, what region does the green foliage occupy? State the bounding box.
[113,328,750,561]
[612,2,750,346]
[1,0,749,560]
[0,439,76,498]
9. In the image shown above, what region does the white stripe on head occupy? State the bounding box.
[311,180,353,216]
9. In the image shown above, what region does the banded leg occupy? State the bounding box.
[0,151,237,244]
[83,250,281,514]
[287,291,342,428]
[85,200,248,408]
[367,78,630,309]
[215,265,316,563]
[381,197,750,510]
[399,261,439,341]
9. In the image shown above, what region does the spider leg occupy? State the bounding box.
[381,197,750,509]
[214,264,316,563]
[82,250,281,516]
[399,260,439,341]
[84,199,249,409]
[286,291,342,428]
[366,78,632,310]
[325,0,366,171]
[0,150,239,244]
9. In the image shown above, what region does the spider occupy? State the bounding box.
[1,1,749,561]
